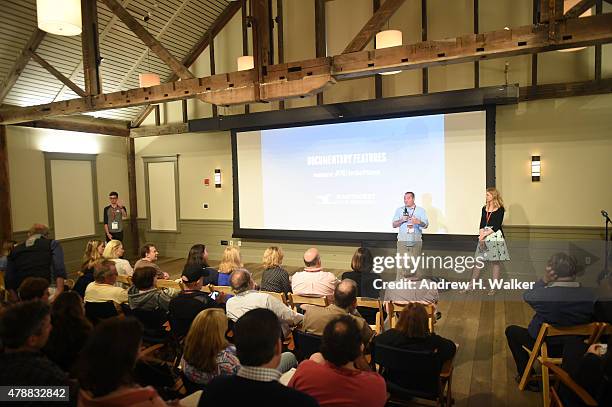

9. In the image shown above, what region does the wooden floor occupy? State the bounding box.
[158,257,542,407]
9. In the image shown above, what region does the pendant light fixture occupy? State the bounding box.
[36,0,82,36]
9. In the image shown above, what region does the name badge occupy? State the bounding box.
[111,221,119,231]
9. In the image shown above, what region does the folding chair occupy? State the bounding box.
[156,279,183,290]
[356,297,384,334]
[116,274,132,285]
[293,330,323,361]
[260,290,287,305]
[210,285,233,296]
[373,343,454,407]
[518,322,600,407]
[85,301,121,325]
[593,322,611,344]
[287,293,328,312]
[388,302,436,333]
[543,362,597,407]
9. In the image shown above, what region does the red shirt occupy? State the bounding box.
[288,360,387,407]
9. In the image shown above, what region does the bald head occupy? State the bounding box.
[333,279,357,309]
[230,268,253,293]
[303,248,321,268]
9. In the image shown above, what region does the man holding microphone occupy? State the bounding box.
[392,191,429,278]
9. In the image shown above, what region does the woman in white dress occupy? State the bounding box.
[103,239,133,277]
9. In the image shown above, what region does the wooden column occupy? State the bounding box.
[595,0,602,80]
[251,0,272,103]
[474,0,479,88]
[242,0,250,114]
[315,0,326,105]
[81,0,102,95]
[209,33,218,117]
[0,125,12,242]
[154,105,161,126]
[532,0,539,86]
[127,137,139,256]
[373,0,382,99]
[182,100,188,123]
[421,0,428,94]
[276,0,285,109]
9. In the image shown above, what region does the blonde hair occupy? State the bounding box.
[218,246,242,274]
[81,240,104,271]
[183,309,229,373]
[262,246,284,269]
[486,187,504,209]
[103,240,123,260]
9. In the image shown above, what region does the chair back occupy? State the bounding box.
[156,279,182,290]
[373,343,442,400]
[287,293,329,311]
[210,285,233,295]
[356,297,384,333]
[260,290,287,305]
[85,301,119,325]
[389,302,436,332]
[593,322,611,343]
[293,330,322,360]
[116,274,132,285]
[131,308,169,343]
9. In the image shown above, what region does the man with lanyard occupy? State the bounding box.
[104,191,128,242]
[392,191,429,278]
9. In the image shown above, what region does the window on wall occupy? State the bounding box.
[44,153,98,240]
[144,156,179,232]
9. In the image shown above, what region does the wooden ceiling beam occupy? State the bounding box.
[564,0,596,19]
[519,78,612,101]
[2,12,612,125]
[343,0,406,53]
[28,51,87,97]
[130,122,188,137]
[18,116,130,137]
[131,0,242,127]
[0,29,46,103]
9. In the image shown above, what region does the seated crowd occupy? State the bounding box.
[1,225,611,407]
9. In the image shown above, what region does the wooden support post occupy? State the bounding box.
[421,0,428,94]
[242,0,251,114]
[0,126,12,242]
[182,100,188,123]
[210,33,218,117]
[81,0,102,95]
[29,51,87,97]
[251,0,272,103]
[127,137,139,256]
[315,0,326,105]
[532,0,539,86]
[154,105,161,126]
[276,0,285,109]
[0,29,46,103]
[474,0,479,88]
[373,0,382,99]
[595,0,602,80]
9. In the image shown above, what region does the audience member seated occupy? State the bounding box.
[134,243,169,279]
[169,264,224,338]
[217,246,243,286]
[199,308,318,406]
[5,224,66,301]
[185,243,218,285]
[43,291,93,373]
[74,240,105,298]
[103,239,133,277]
[76,317,172,407]
[560,336,612,407]
[0,300,77,399]
[341,247,379,299]
[291,248,339,299]
[84,260,128,305]
[128,266,178,312]
[226,268,303,339]
[181,308,240,386]
[505,253,596,391]
[374,303,456,368]
[18,277,50,302]
[383,270,439,309]
[260,246,291,294]
[289,315,387,407]
[302,279,374,345]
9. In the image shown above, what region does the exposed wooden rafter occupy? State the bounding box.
[130,122,188,137]
[131,0,242,127]
[519,78,612,101]
[2,12,612,125]
[0,29,46,103]
[342,0,406,54]
[564,0,596,19]
[28,51,87,97]
[19,115,130,137]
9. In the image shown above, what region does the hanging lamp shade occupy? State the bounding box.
[558,0,591,52]
[139,73,161,88]
[376,30,402,75]
[237,55,255,71]
[36,0,82,36]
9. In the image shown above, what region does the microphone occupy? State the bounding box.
[403,207,408,216]
[602,210,609,218]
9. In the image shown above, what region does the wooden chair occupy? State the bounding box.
[543,362,598,407]
[156,279,183,290]
[593,322,611,344]
[287,293,329,312]
[518,322,600,407]
[210,285,234,295]
[388,302,436,333]
[293,330,323,361]
[260,290,287,305]
[85,301,122,325]
[116,274,132,285]
[356,297,384,334]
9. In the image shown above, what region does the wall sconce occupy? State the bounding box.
[531,155,541,182]
[214,168,222,188]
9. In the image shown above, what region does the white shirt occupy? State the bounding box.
[112,258,134,277]
[84,282,128,304]
[226,290,303,337]
[291,270,339,298]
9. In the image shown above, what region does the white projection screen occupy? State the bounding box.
[235,110,487,239]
